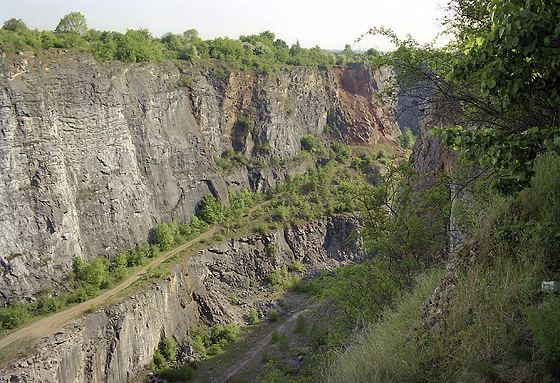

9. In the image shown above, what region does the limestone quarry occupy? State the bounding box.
[0,50,420,382]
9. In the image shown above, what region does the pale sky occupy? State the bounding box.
[0,0,448,51]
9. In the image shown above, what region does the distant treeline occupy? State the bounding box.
[0,13,379,73]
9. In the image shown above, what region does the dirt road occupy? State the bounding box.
[0,225,219,352]
[0,195,279,353]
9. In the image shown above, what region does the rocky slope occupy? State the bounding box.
[0,50,402,303]
[0,215,362,382]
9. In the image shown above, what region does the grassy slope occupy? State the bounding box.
[324,154,560,383]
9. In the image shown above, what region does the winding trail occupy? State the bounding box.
[0,225,220,351]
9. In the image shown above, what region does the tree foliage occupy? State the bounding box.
[2,18,28,32]
[0,17,351,70]
[315,163,450,341]
[434,0,560,192]
[55,12,88,36]
[398,127,415,150]
[364,1,560,193]
[154,222,175,251]
[197,194,223,225]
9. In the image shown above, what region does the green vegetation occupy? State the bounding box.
[397,127,415,150]
[365,1,560,194]
[322,153,560,382]
[304,0,560,377]
[0,14,363,72]
[188,323,240,363]
[54,12,87,36]
[197,194,223,225]
[294,314,307,334]
[149,336,199,381]
[268,309,279,323]
[307,161,450,344]
[248,308,260,325]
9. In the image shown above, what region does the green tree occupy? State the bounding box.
[434,0,560,192]
[2,18,28,32]
[113,252,128,279]
[80,258,107,288]
[316,163,450,341]
[197,194,223,225]
[398,127,415,150]
[154,222,175,251]
[301,134,319,152]
[55,12,88,36]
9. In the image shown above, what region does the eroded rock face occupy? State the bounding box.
[0,52,220,302]
[0,216,363,383]
[0,51,402,303]
[189,215,363,324]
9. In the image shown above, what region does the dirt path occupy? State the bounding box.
[0,226,220,352]
[0,197,279,353]
[218,308,309,383]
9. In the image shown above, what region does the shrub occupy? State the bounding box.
[220,323,240,343]
[268,309,279,322]
[278,333,290,352]
[0,301,29,329]
[294,314,307,334]
[191,335,207,357]
[213,233,225,242]
[265,243,277,256]
[249,308,260,324]
[526,294,560,367]
[154,222,175,251]
[267,270,284,286]
[273,205,290,222]
[149,244,160,258]
[270,330,280,344]
[161,337,177,362]
[229,294,241,305]
[208,343,223,355]
[331,142,352,162]
[255,223,267,235]
[80,258,107,288]
[301,134,319,152]
[397,127,415,150]
[159,363,196,381]
[237,115,253,131]
[153,349,166,367]
[288,260,304,273]
[36,296,65,315]
[197,194,223,225]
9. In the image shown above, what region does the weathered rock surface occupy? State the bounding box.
[0,215,363,383]
[0,50,403,303]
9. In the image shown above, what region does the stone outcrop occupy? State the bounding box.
[0,215,363,383]
[0,50,404,303]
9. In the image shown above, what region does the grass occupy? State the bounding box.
[322,153,560,383]
[323,269,445,382]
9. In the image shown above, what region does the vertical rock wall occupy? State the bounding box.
[0,216,362,383]
[0,50,400,302]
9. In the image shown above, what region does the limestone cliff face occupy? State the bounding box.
[0,50,401,303]
[0,216,362,383]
